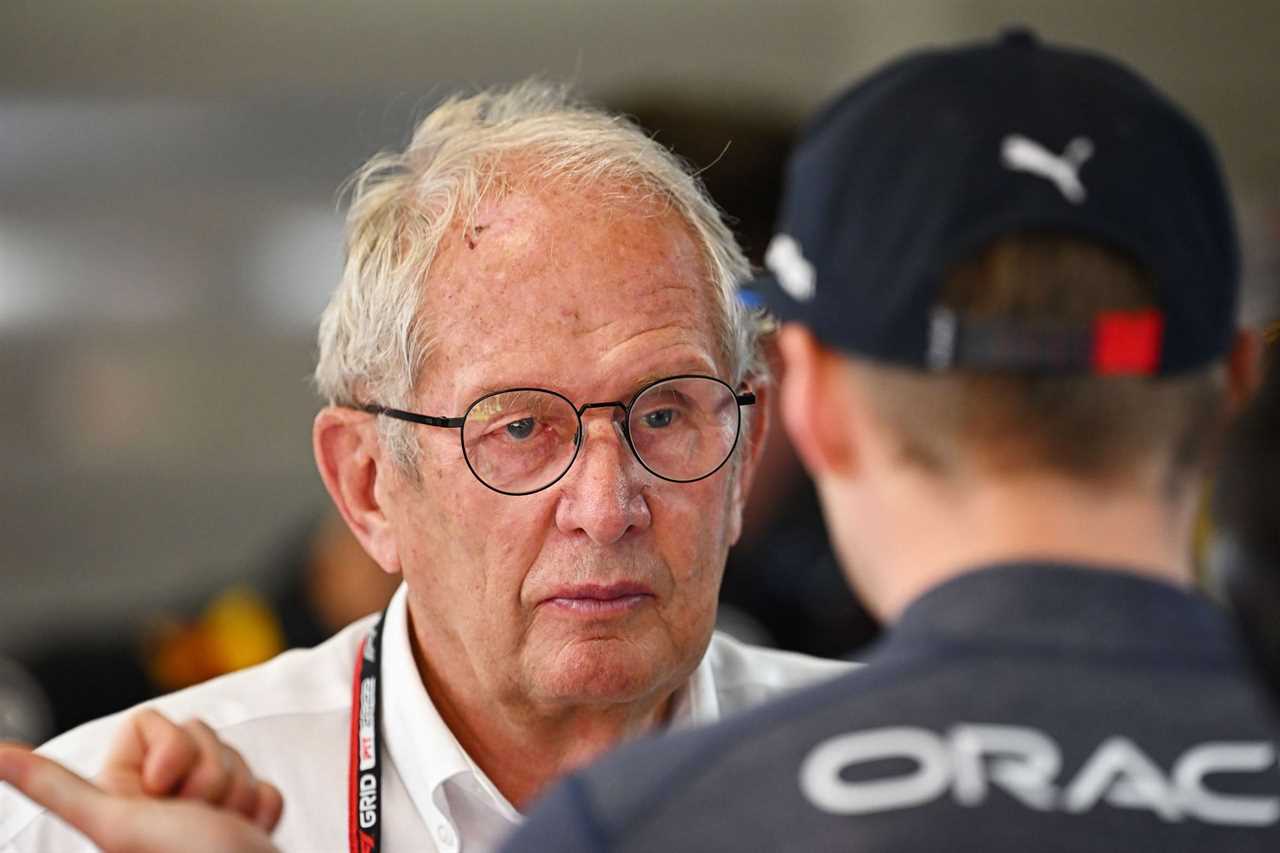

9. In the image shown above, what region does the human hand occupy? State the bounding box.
[94,708,282,830]
[0,744,282,853]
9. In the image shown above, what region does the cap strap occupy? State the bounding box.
[927,308,1164,375]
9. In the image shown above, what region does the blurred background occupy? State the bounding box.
[1,0,1277,741]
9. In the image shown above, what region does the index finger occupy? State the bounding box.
[0,746,119,843]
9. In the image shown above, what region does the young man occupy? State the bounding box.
[506,30,1279,851]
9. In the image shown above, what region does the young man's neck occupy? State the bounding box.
[854,469,1200,622]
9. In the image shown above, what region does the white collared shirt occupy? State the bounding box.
[0,585,854,853]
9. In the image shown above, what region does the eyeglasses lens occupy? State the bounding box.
[628,378,739,482]
[460,378,741,494]
[462,390,580,495]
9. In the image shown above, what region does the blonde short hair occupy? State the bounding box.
[315,80,763,467]
[860,233,1227,494]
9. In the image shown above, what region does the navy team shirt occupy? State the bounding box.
[505,563,1280,852]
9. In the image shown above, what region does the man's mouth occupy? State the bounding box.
[540,582,655,616]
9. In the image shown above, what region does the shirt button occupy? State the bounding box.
[435,822,457,849]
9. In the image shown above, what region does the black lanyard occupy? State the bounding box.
[348,609,388,853]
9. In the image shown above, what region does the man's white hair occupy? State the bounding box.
[315,80,765,468]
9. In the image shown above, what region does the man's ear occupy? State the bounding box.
[776,325,859,480]
[1227,328,1264,414]
[725,373,772,545]
[312,407,402,576]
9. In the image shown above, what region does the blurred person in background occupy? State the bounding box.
[0,661,52,747]
[0,81,851,853]
[507,30,1280,852]
[1213,320,1280,698]
[13,510,399,737]
[1206,200,1280,699]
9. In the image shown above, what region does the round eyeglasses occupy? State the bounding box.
[355,375,756,496]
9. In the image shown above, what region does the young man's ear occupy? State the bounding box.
[312,407,402,576]
[776,325,859,480]
[1227,328,1265,414]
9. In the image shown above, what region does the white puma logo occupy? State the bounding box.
[765,233,816,302]
[1001,134,1094,204]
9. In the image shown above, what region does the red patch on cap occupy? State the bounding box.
[1092,310,1164,375]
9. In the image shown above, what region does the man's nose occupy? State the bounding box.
[553,411,651,545]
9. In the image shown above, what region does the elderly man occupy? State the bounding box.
[506,31,1280,852]
[0,82,849,852]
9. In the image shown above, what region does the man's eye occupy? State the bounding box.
[504,418,536,439]
[642,409,675,429]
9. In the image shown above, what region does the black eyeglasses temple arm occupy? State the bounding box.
[353,404,464,429]
[735,391,757,406]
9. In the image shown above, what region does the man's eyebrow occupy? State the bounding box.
[450,381,544,409]
[454,360,722,407]
[626,363,723,395]
[631,372,681,392]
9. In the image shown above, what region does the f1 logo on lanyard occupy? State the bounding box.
[348,611,388,853]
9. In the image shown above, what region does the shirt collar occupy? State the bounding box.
[380,584,521,831]
[886,561,1238,658]
[669,639,722,728]
[380,584,729,829]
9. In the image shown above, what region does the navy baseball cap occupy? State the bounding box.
[752,28,1239,376]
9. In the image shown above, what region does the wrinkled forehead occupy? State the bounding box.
[418,179,727,400]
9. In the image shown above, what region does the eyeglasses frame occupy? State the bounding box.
[354,373,757,496]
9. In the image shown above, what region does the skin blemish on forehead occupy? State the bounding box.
[464,224,489,251]
[424,179,724,404]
